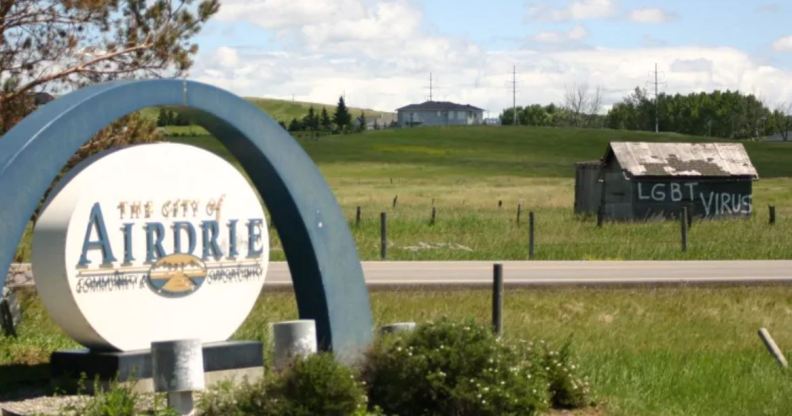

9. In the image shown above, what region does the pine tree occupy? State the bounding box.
[357,111,366,132]
[288,118,303,132]
[303,106,319,131]
[157,108,168,127]
[320,107,332,131]
[333,96,351,132]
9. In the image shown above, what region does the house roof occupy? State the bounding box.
[604,142,758,178]
[396,101,484,112]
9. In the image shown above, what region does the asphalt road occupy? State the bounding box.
[263,260,792,289]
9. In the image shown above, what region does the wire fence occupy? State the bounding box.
[337,199,792,261]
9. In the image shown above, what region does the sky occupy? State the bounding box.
[190,0,792,116]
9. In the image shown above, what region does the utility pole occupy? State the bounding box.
[654,63,659,134]
[512,65,517,125]
[429,72,433,101]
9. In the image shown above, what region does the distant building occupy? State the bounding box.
[396,101,484,127]
[575,142,758,220]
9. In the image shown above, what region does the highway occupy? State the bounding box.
[263,260,792,289]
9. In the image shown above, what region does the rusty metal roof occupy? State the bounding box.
[606,142,758,178]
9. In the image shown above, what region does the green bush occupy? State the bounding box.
[60,377,176,416]
[198,353,368,416]
[361,318,550,416]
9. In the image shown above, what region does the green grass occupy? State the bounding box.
[155,127,792,261]
[243,287,792,416]
[5,287,792,415]
[168,125,792,179]
[15,126,792,262]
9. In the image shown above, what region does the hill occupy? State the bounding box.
[245,97,393,124]
[145,97,394,136]
[175,125,792,178]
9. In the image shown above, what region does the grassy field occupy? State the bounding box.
[160,126,792,262]
[3,287,792,416]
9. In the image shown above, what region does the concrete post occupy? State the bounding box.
[380,322,416,335]
[151,339,204,416]
[272,320,317,371]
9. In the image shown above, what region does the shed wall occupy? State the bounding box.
[631,179,752,219]
[574,162,602,215]
[601,162,634,220]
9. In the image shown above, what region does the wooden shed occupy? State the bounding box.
[588,142,758,220]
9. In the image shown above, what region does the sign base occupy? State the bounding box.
[51,341,263,393]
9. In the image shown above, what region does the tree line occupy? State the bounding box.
[500,85,606,128]
[606,88,790,140]
[283,96,383,134]
[500,85,792,140]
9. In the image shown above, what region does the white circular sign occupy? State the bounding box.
[32,143,269,351]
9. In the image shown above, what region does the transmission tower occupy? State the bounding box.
[645,63,666,134]
[424,73,434,102]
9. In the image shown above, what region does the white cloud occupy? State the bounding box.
[629,8,674,23]
[670,58,714,73]
[756,3,781,14]
[533,25,588,43]
[215,0,364,30]
[568,25,588,40]
[212,47,240,68]
[191,2,792,116]
[773,36,792,51]
[530,0,617,21]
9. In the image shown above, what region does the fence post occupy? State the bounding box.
[492,263,503,337]
[529,211,535,259]
[516,203,522,226]
[380,212,387,260]
[498,200,502,208]
[430,206,436,225]
[769,205,776,225]
[680,207,688,252]
[596,206,604,227]
[392,195,398,208]
[355,206,361,227]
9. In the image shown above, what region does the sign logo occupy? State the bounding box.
[148,254,207,297]
[32,143,269,351]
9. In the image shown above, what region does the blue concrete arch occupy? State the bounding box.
[0,80,372,357]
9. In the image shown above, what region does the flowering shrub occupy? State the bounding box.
[539,340,592,409]
[199,353,369,416]
[362,318,551,416]
[199,320,592,416]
